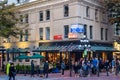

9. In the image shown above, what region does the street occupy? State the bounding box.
[0,71,120,80]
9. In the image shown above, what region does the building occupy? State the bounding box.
[0,0,117,69]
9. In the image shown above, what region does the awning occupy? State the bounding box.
[90,46,117,52]
[6,48,29,53]
[29,54,44,59]
[32,44,83,52]
[33,45,116,52]
[14,55,30,60]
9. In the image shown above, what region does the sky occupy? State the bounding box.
[8,0,16,4]
[8,0,36,4]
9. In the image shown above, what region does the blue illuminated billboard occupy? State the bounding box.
[70,24,84,33]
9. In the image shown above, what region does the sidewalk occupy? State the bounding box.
[0,71,120,80]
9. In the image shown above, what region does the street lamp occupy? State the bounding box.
[79,35,91,60]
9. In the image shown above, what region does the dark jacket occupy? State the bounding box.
[9,66,16,76]
[44,62,49,71]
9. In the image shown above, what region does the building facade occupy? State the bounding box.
[0,0,116,69]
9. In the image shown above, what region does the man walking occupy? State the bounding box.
[61,61,66,76]
[44,60,49,78]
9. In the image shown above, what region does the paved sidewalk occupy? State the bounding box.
[0,71,120,80]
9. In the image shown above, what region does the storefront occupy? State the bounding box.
[32,40,115,64]
[113,41,120,60]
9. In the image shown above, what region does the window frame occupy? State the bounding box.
[86,6,90,17]
[64,4,69,17]
[90,26,93,39]
[64,25,69,38]
[39,11,43,21]
[45,27,50,40]
[46,9,50,20]
[39,28,43,40]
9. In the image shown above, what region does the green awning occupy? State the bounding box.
[14,55,30,60]
[91,46,117,52]
[6,48,29,53]
[29,54,44,59]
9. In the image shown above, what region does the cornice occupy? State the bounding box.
[82,0,104,9]
[14,0,51,10]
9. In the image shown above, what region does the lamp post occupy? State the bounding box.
[68,43,73,77]
[79,35,91,60]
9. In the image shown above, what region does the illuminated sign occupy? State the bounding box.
[68,33,77,39]
[53,35,62,40]
[70,24,84,33]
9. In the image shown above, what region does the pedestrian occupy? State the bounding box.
[87,60,92,77]
[111,59,115,73]
[31,60,35,77]
[104,60,110,76]
[6,60,12,80]
[115,59,120,76]
[61,61,66,76]
[73,62,78,77]
[43,60,49,78]
[9,63,16,80]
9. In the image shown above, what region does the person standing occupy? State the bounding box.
[6,61,11,80]
[31,60,35,77]
[43,60,49,78]
[61,61,66,76]
[9,63,16,80]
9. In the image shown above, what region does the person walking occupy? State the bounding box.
[9,63,16,80]
[111,59,115,73]
[6,61,12,80]
[61,61,66,76]
[43,60,49,78]
[73,62,78,77]
[31,60,35,77]
[104,60,110,76]
[115,59,120,76]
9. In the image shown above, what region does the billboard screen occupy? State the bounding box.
[70,24,84,33]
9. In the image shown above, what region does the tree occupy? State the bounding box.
[103,0,120,25]
[0,1,21,39]
[102,0,120,37]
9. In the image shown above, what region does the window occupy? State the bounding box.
[25,29,29,41]
[114,23,120,36]
[25,14,29,23]
[90,26,93,39]
[20,30,23,41]
[20,15,23,23]
[105,29,108,40]
[86,6,90,17]
[39,28,43,40]
[39,11,43,21]
[84,25,87,37]
[95,9,98,20]
[102,11,105,21]
[46,10,50,20]
[101,28,104,40]
[64,4,69,17]
[46,27,50,40]
[64,25,69,38]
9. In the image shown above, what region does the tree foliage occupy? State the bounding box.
[104,0,120,26]
[0,2,20,38]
